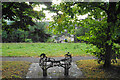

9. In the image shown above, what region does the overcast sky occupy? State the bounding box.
[33,3,88,21]
[33,0,109,21]
[33,0,62,21]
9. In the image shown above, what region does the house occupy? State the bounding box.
[51,34,74,43]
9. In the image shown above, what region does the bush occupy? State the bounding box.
[2,29,28,42]
[2,30,7,40]
[2,22,51,43]
[25,39,32,43]
[46,38,55,43]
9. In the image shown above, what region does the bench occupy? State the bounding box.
[39,52,72,77]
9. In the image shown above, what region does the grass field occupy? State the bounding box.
[76,59,120,78]
[2,43,97,57]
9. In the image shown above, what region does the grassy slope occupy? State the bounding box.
[2,43,96,57]
[2,61,31,78]
[76,59,120,78]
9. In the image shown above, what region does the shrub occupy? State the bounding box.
[46,38,55,43]
[25,39,32,43]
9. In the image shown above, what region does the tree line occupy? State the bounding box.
[2,2,51,43]
[2,22,51,43]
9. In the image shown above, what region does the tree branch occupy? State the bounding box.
[98,5,108,14]
[91,3,108,13]
[116,2,120,15]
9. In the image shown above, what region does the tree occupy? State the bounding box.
[75,27,89,42]
[2,29,28,42]
[2,2,51,42]
[49,2,120,68]
[2,21,51,43]
[2,2,45,39]
[28,22,51,42]
[2,2,45,30]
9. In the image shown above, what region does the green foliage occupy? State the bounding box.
[2,31,7,39]
[2,22,51,43]
[49,2,120,67]
[2,2,45,31]
[2,2,51,43]
[0,29,2,36]
[75,27,89,42]
[2,29,28,42]
[46,38,55,43]
[28,22,51,42]
[25,39,32,43]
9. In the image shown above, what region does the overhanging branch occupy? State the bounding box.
[92,3,108,13]
[116,3,120,15]
[98,6,108,14]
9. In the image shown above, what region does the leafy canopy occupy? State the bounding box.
[49,2,120,66]
[2,2,45,31]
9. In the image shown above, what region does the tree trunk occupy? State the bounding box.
[104,44,112,68]
[103,2,117,68]
[74,35,77,43]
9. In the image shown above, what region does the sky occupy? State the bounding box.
[33,0,109,21]
[33,0,61,21]
[33,3,88,21]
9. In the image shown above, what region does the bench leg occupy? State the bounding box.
[43,69,47,77]
[64,67,69,76]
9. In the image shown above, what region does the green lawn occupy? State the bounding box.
[2,43,96,57]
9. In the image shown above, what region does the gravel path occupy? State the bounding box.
[1,56,97,62]
[26,62,84,78]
